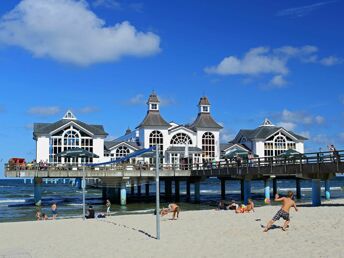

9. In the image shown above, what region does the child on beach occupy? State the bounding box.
[235,199,255,213]
[160,203,180,220]
[263,191,298,232]
[106,199,111,216]
[51,203,57,220]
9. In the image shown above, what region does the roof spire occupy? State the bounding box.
[261,118,274,126]
[62,110,77,120]
[147,91,160,111]
[198,96,210,113]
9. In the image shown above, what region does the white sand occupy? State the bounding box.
[0,200,344,258]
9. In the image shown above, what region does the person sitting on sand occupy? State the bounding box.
[42,213,48,220]
[263,191,298,232]
[36,211,41,220]
[217,200,227,210]
[51,203,57,220]
[235,199,255,213]
[160,203,180,220]
[85,205,95,219]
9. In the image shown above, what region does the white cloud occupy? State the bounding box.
[92,0,121,9]
[312,134,334,145]
[77,106,99,114]
[159,97,176,106]
[279,109,325,125]
[0,0,160,66]
[319,56,343,66]
[276,1,337,18]
[126,94,145,105]
[277,122,296,131]
[269,75,287,88]
[298,131,311,139]
[205,45,341,88]
[28,106,60,116]
[204,47,288,76]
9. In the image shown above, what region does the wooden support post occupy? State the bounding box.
[131,184,135,195]
[165,180,172,199]
[175,180,180,201]
[186,180,191,199]
[34,177,42,206]
[145,183,150,197]
[102,186,107,200]
[243,179,251,205]
[312,179,321,206]
[107,187,120,204]
[273,178,277,196]
[264,178,271,203]
[296,178,301,199]
[221,178,226,200]
[325,180,331,200]
[240,179,244,201]
[137,184,142,196]
[194,181,200,203]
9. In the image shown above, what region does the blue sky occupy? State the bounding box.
[0,0,343,176]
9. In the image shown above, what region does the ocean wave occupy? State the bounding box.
[0,199,26,204]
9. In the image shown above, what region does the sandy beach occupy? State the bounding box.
[0,200,343,258]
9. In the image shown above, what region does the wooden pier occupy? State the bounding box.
[4,150,344,206]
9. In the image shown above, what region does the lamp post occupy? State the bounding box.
[155,145,160,240]
[82,159,86,220]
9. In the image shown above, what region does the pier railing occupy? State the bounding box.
[4,150,344,178]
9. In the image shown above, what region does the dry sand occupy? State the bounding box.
[0,200,344,258]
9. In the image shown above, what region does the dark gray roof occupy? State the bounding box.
[104,141,140,150]
[136,111,170,128]
[147,92,159,103]
[189,113,223,130]
[232,126,307,142]
[199,96,210,106]
[33,119,108,138]
[166,146,202,153]
[220,143,250,152]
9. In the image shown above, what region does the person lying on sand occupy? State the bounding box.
[235,199,255,213]
[160,203,180,220]
[263,191,298,232]
[216,200,239,211]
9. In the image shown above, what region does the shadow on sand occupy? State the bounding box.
[98,219,157,239]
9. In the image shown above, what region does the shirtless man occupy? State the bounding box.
[160,203,180,220]
[264,191,298,232]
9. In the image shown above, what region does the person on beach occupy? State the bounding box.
[85,205,95,219]
[160,203,180,220]
[106,199,111,216]
[36,211,41,220]
[42,213,48,220]
[51,203,57,220]
[235,199,255,213]
[263,191,298,232]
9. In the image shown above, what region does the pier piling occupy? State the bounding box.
[272,178,277,196]
[264,178,271,203]
[243,179,251,205]
[194,181,200,203]
[220,178,226,200]
[120,183,126,206]
[34,177,42,206]
[145,183,150,197]
[296,178,301,199]
[186,180,191,199]
[175,180,180,201]
[312,179,321,206]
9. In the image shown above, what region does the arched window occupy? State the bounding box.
[274,135,286,156]
[149,130,163,163]
[170,133,192,145]
[63,130,80,149]
[202,132,215,161]
[116,146,130,159]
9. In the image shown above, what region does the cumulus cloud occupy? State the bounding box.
[77,106,99,114]
[28,106,60,116]
[205,45,341,88]
[312,133,334,145]
[276,1,337,18]
[269,75,287,88]
[298,131,311,139]
[92,0,121,9]
[277,122,296,131]
[278,109,325,125]
[125,94,175,106]
[0,0,160,66]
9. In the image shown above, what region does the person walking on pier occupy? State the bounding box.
[106,199,111,216]
[263,191,298,232]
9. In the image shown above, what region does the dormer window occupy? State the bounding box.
[202,106,209,112]
[151,103,158,110]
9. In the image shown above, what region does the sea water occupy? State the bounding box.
[0,177,343,223]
